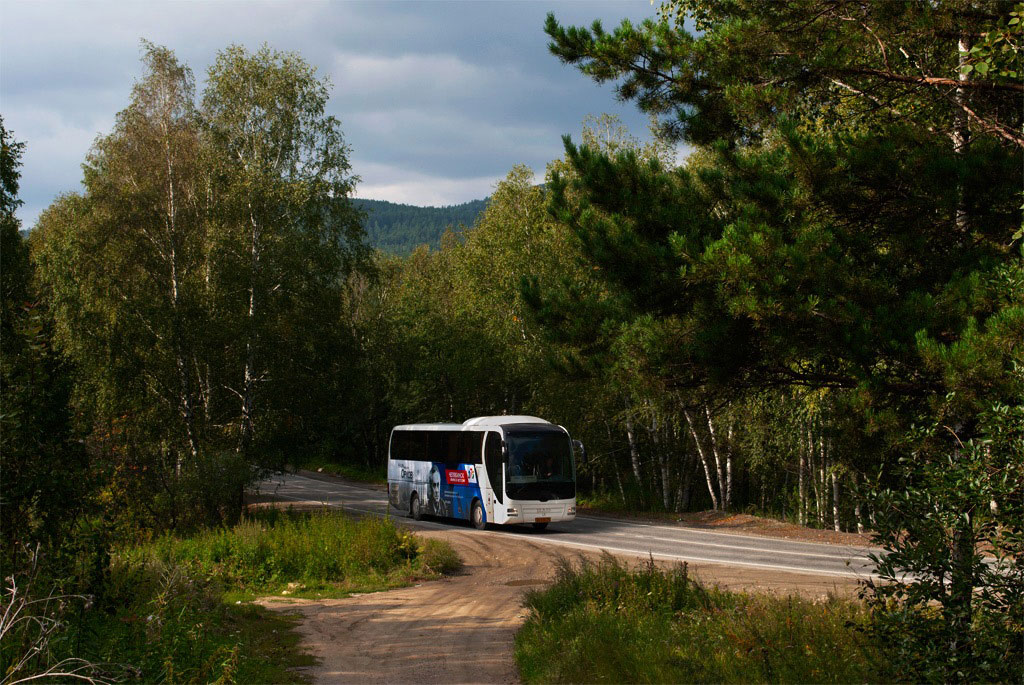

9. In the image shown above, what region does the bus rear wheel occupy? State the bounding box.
[410,493,424,520]
[532,521,548,531]
[471,500,486,530]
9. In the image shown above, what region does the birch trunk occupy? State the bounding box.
[160,117,199,474]
[811,427,823,526]
[649,412,671,510]
[239,206,259,456]
[725,419,734,510]
[853,471,865,534]
[832,468,841,533]
[705,405,728,511]
[798,441,807,526]
[684,409,720,511]
[675,452,693,513]
[953,35,970,233]
[808,422,822,525]
[623,401,644,496]
[605,421,627,504]
[674,423,693,513]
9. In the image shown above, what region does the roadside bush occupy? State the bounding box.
[418,538,463,575]
[515,555,889,684]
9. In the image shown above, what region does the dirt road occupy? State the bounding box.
[257,526,859,684]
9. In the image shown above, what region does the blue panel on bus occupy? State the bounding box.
[430,462,482,520]
[390,460,484,521]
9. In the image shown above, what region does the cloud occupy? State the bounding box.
[333,52,511,100]
[2,0,659,226]
[4,105,113,228]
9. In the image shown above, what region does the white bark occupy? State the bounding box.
[832,466,841,533]
[684,409,720,511]
[605,421,627,504]
[239,205,260,455]
[705,405,727,510]
[853,471,865,534]
[623,401,644,492]
[156,94,199,475]
[798,440,807,526]
[953,35,970,232]
[650,412,671,510]
[725,419,734,510]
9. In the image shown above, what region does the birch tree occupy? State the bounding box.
[202,44,365,457]
[33,43,206,478]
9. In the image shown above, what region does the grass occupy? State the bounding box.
[515,555,890,684]
[131,508,459,600]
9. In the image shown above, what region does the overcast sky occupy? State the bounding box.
[1,0,661,229]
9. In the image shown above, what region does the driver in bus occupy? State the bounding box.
[540,455,556,479]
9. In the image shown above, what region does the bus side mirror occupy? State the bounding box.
[573,440,586,460]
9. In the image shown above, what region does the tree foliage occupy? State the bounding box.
[1,119,88,559]
[544,1,1022,679]
[354,197,488,255]
[29,42,369,531]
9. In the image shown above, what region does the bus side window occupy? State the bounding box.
[461,432,483,465]
[445,431,461,464]
[411,431,427,461]
[426,431,442,461]
[392,431,408,461]
[484,431,503,503]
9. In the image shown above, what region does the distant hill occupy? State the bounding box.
[353,197,488,255]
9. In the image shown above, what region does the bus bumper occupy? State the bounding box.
[504,500,576,524]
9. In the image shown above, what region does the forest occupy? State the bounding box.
[2,1,1022,682]
[354,197,488,255]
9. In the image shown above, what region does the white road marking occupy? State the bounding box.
[606,531,873,561]
[576,514,880,552]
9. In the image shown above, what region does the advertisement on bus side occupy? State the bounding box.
[389,459,483,520]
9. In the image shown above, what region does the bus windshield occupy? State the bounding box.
[505,428,575,500]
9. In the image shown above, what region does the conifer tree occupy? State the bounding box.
[542,2,1023,677]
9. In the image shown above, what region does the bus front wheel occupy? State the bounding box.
[471,500,486,530]
[410,493,424,521]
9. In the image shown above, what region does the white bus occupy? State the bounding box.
[387,415,578,530]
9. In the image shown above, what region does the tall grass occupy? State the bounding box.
[516,555,890,684]
[135,509,458,596]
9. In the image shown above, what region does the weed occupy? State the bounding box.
[515,555,890,684]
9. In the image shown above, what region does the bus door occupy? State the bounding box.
[483,430,505,523]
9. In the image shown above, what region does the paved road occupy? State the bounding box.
[255,472,880,581]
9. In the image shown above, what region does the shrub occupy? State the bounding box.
[418,538,463,575]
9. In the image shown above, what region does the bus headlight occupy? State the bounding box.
[506,507,518,517]
[567,505,576,515]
